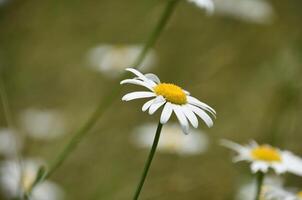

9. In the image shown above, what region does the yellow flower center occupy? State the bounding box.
[297,191,302,199]
[154,83,187,105]
[251,145,282,162]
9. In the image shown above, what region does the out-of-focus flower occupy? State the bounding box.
[132,123,209,155]
[87,44,156,77]
[121,68,216,134]
[187,0,215,14]
[236,176,283,200]
[19,108,66,141]
[0,129,22,157]
[0,159,64,200]
[222,140,302,175]
[264,184,302,200]
[213,0,275,24]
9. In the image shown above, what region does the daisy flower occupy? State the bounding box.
[0,159,64,200]
[121,68,216,134]
[132,123,209,155]
[188,0,215,14]
[87,44,156,78]
[221,140,302,175]
[19,108,66,141]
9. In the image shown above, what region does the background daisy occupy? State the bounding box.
[132,123,209,155]
[0,159,64,200]
[87,44,157,78]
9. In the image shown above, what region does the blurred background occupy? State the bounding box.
[0,0,302,199]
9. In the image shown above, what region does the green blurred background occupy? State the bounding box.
[0,0,302,199]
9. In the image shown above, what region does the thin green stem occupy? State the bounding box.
[132,0,179,67]
[30,0,179,190]
[255,172,265,200]
[133,122,163,200]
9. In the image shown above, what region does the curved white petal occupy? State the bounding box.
[142,98,157,112]
[120,79,154,91]
[173,105,189,134]
[188,104,213,127]
[126,68,157,87]
[148,96,166,115]
[145,73,161,84]
[160,102,173,124]
[187,96,216,116]
[122,91,156,101]
[182,105,198,128]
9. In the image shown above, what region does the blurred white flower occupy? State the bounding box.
[0,129,22,157]
[87,44,156,77]
[236,176,283,200]
[264,184,302,200]
[0,159,64,200]
[213,0,275,24]
[19,108,66,141]
[132,123,209,155]
[121,68,216,134]
[187,0,215,14]
[222,140,302,175]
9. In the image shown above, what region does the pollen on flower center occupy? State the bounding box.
[154,83,187,105]
[251,145,282,162]
[297,191,302,198]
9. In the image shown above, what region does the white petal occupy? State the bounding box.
[188,105,213,127]
[148,96,166,115]
[188,0,214,14]
[282,151,302,176]
[182,105,198,128]
[142,98,157,112]
[271,163,287,174]
[122,91,156,101]
[120,79,154,91]
[126,68,156,87]
[173,105,189,134]
[183,90,190,95]
[220,139,246,153]
[187,96,216,116]
[251,161,269,173]
[144,73,161,84]
[160,102,173,124]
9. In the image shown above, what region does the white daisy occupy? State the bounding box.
[121,68,216,134]
[221,140,302,175]
[18,108,66,141]
[132,123,209,155]
[187,0,215,14]
[0,159,64,200]
[264,185,302,200]
[87,44,156,78]
[213,0,274,24]
[0,128,22,157]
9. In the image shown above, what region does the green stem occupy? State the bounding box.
[30,0,179,191]
[132,0,179,67]
[133,122,163,200]
[255,172,265,200]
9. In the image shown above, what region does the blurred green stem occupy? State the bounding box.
[29,0,179,191]
[133,122,163,200]
[255,172,264,200]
